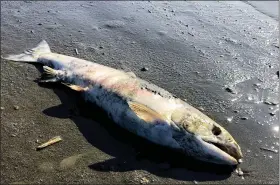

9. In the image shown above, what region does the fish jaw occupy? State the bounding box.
[197,124,243,165]
[171,108,242,165]
[200,132,243,162]
[172,128,241,165]
[197,135,240,165]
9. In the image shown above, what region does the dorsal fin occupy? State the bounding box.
[128,101,167,122]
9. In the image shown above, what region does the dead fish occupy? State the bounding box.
[2,40,243,165]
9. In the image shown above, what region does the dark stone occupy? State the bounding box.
[141,67,148,71]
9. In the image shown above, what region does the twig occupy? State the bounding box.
[36,136,62,150]
[260,147,278,153]
[75,48,79,55]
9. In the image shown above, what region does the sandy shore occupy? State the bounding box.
[1,1,279,184]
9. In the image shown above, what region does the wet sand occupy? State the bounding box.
[1,1,279,184]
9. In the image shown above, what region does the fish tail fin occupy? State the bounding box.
[1,40,51,62]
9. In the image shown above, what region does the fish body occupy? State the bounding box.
[2,40,243,165]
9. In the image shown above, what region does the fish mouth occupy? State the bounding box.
[202,139,242,165]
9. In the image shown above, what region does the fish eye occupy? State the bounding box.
[212,125,221,136]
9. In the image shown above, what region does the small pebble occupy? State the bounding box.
[233,110,239,113]
[277,71,279,78]
[30,30,34,33]
[253,83,261,87]
[0,107,4,110]
[148,10,151,13]
[193,180,198,184]
[188,32,194,36]
[14,105,19,110]
[273,44,279,48]
[270,112,276,116]
[236,168,244,176]
[225,87,237,94]
[141,67,149,71]
[226,117,233,122]
[240,117,248,120]
[38,23,42,25]
[99,46,104,49]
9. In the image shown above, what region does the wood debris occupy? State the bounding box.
[36,136,62,150]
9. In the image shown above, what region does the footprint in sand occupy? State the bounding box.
[59,154,84,170]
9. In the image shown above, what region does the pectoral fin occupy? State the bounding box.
[62,82,89,92]
[128,101,167,122]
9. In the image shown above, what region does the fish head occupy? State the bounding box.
[171,108,243,165]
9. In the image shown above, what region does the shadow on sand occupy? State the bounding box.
[33,64,235,182]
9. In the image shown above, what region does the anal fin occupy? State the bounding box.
[62,82,89,92]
